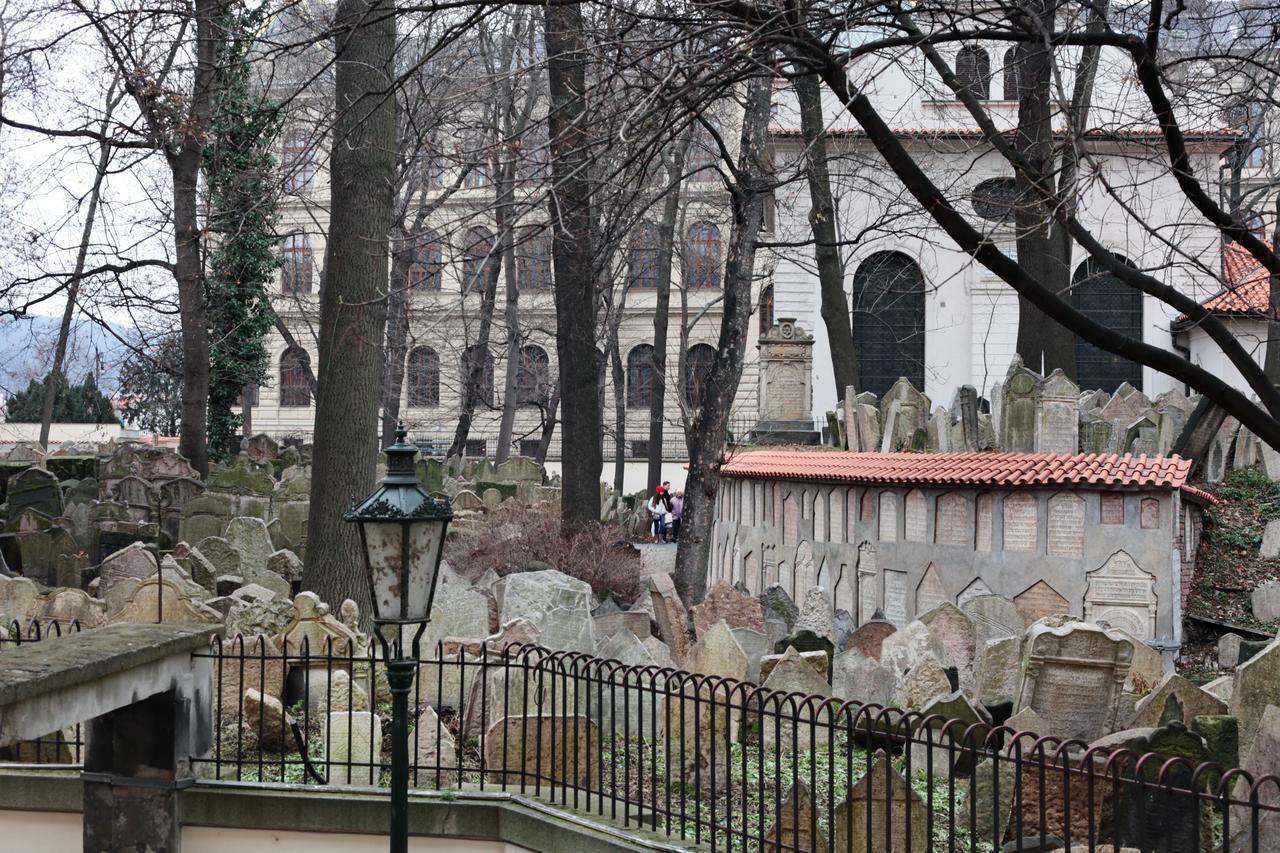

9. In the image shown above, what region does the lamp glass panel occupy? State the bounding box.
[404,518,445,620]
[363,521,406,620]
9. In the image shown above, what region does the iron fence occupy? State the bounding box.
[182,633,1280,852]
[0,618,87,765]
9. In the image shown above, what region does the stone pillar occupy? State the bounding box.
[83,690,192,852]
[753,318,819,445]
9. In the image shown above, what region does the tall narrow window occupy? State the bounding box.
[461,130,491,188]
[515,345,551,406]
[688,116,722,182]
[684,222,722,290]
[1072,256,1143,392]
[279,348,310,407]
[516,227,551,291]
[281,127,315,193]
[684,343,717,408]
[627,343,656,409]
[281,234,313,295]
[758,283,774,334]
[955,46,991,100]
[1002,48,1021,101]
[406,346,440,407]
[407,230,443,290]
[628,222,660,289]
[851,251,926,396]
[461,226,496,292]
[462,344,494,408]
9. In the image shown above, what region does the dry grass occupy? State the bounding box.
[445,502,643,603]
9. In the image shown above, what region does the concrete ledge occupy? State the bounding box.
[0,770,695,852]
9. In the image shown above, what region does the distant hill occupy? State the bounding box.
[0,315,126,398]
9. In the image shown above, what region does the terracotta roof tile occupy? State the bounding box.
[719,450,1214,503]
[1194,241,1274,317]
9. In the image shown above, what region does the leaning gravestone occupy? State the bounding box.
[7,467,62,520]
[1230,638,1280,761]
[224,517,274,580]
[918,602,977,692]
[1129,672,1227,728]
[498,569,594,654]
[961,594,1022,654]
[1017,618,1133,742]
[834,751,929,852]
[97,541,158,596]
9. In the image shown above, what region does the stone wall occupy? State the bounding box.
[710,476,1198,650]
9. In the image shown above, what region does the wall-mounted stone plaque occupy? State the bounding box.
[975,493,993,551]
[1047,492,1084,557]
[915,563,948,616]
[957,577,994,610]
[883,569,907,626]
[1140,497,1160,530]
[1003,493,1037,551]
[904,490,927,541]
[1100,493,1125,525]
[878,492,897,541]
[935,492,967,546]
[1084,550,1157,640]
[857,542,878,624]
[1017,619,1134,741]
[1014,580,1071,626]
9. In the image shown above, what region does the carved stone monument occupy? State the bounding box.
[752,318,819,445]
[1017,619,1134,741]
[1084,550,1158,641]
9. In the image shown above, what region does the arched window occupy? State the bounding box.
[758,283,774,335]
[281,127,314,193]
[684,222,722,290]
[461,129,491,188]
[1002,48,1021,101]
[1072,257,1143,392]
[689,116,722,182]
[515,345,551,406]
[626,344,656,409]
[461,226,496,292]
[955,46,991,100]
[462,344,495,408]
[851,251,927,396]
[516,227,552,291]
[279,348,310,407]
[406,346,440,407]
[407,231,443,290]
[281,234,313,295]
[628,222,660,289]
[684,343,716,408]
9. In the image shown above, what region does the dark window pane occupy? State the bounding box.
[627,344,655,409]
[971,177,1021,222]
[1072,257,1143,393]
[406,346,440,407]
[279,348,310,407]
[955,46,991,100]
[851,252,927,396]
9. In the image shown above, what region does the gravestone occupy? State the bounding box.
[180,494,234,546]
[112,475,154,522]
[882,569,907,626]
[412,705,458,778]
[762,783,826,852]
[224,516,275,581]
[761,646,832,747]
[324,711,382,785]
[845,616,896,660]
[7,467,62,519]
[918,602,977,691]
[834,751,929,852]
[1000,360,1039,452]
[954,385,980,451]
[1230,638,1280,761]
[483,715,600,787]
[1013,580,1071,627]
[831,649,897,708]
[1083,550,1157,641]
[1035,369,1079,453]
[1017,619,1133,742]
[1229,704,1280,853]
[915,563,948,616]
[1129,672,1227,728]
[961,594,1023,654]
[196,536,242,580]
[98,541,158,596]
[499,569,595,654]
[593,629,669,736]
[157,476,204,542]
[241,433,279,464]
[974,635,1022,708]
[691,579,765,637]
[0,575,44,627]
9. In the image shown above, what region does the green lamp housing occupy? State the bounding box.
[345,426,453,624]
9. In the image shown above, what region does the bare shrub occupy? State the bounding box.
[445,503,642,603]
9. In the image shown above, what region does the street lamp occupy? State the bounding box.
[345,425,452,853]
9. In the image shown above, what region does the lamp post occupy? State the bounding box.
[345,425,452,853]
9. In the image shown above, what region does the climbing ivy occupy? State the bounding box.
[203,1,282,462]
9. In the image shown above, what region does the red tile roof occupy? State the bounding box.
[1196,242,1273,317]
[720,449,1215,503]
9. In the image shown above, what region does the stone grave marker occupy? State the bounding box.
[323,711,382,785]
[831,649,897,709]
[499,569,594,654]
[961,594,1022,654]
[762,782,826,852]
[1013,580,1071,627]
[918,602,977,691]
[1129,672,1227,728]
[1017,619,1133,742]
[7,467,62,520]
[1230,638,1280,761]
[1084,550,1157,641]
[483,715,600,787]
[834,751,929,852]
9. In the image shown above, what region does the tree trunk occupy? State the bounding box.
[380,245,411,447]
[546,0,601,533]
[40,86,118,450]
[1013,0,1075,379]
[535,382,560,466]
[170,0,220,477]
[792,66,857,400]
[1265,199,1280,387]
[673,64,772,605]
[606,282,629,492]
[646,143,685,494]
[303,0,396,615]
[495,231,521,464]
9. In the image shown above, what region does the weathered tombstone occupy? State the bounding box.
[761,646,832,747]
[483,715,600,787]
[897,652,952,710]
[206,457,275,496]
[961,594,1023,654]
[878,378,930,453]
[834,751,929,852]
[1083,550,1157,641]
[1013,580,1071,627]
[974,635,1022,708]
[1017,618,1134,742]
[691,579,765,637]
[411,705,458,779]
[452,489,484,511]
[115,576,222,626]
[762,782,826,852]
[1230,638,1280,761]
[112,474,154,522]
[224,516,275,581]
[498,569,594,654]
[1229,704,1280,853]
[323,711,382,785]
[879,619,945,676]
[0,575,44,628]
[844,616,896,660]
[241,433,280,464]
[909,690,990,776]
[180,494,234,547]
[649,572,690,663]
[97,541,158,596]
[918,602,977,691]
[7,466,62,519]
[1129,672,1227,728]
[1035,368,1079,453]
[831,648,897,708]
[196,535,243,581]
[1000,359,1040,452]
[157,476,204,542]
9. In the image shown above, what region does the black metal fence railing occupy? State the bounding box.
[178,634,1280,852]
[1,618,87,764]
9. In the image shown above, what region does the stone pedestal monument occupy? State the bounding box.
[752,318,819,445]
